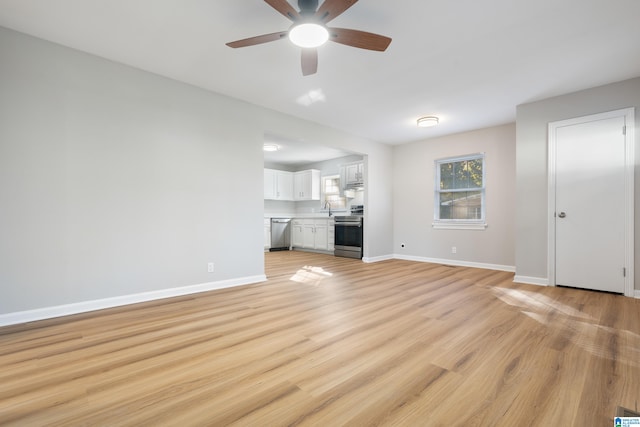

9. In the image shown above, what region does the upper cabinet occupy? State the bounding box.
[264,168,320,201]
[293,169,320,201]
[344,162,364,187]
[264,169,293,200]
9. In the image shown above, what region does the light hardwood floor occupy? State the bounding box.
[1,251,639,426]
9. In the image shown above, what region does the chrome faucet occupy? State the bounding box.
[324,200,332,217]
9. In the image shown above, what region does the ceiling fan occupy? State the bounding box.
[226,0,392,76]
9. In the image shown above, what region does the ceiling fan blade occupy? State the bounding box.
[264,0,301,21]
[301,48,318,76]
[226,31,288,48]
[328,27,391,51]
[315,0,358,23]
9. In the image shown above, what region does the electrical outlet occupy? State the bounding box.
[207,262,214,273]
[451,247,457,254]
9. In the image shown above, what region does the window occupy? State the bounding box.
[322,175,346,209]
[434,153,486,230]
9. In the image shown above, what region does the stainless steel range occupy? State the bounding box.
[334,205,363,259]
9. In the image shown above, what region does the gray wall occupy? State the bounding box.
[515,77,640,288]
[392,123,516,268]
[0,27,394,316]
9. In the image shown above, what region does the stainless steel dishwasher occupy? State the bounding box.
[269,218,291,251]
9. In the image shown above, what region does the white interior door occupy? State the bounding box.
[553,115,626,293]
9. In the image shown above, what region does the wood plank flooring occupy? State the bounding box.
[1,251,639,426]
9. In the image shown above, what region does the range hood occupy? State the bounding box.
[344,182,364,191]
[340,161,365,195]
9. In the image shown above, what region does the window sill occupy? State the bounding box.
[432,222,487,230]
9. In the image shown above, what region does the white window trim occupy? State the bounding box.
[432,221,487,230]
[433,153,487,230]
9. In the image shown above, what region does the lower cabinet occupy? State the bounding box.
[291,218,334,252]
[314,221,328,249]
[291,220,304,248]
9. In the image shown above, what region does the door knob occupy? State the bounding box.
[558,212,566,218]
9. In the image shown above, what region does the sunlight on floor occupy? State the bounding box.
[492,287,592,321]
[493,287,640,366]
[290,265,333,286]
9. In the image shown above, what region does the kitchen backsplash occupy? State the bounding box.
[264,196,364,217]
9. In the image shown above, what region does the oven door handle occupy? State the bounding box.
[336,223,362,227]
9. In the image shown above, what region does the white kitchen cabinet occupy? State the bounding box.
[302,221,316,248]
[291,220,304,248]
[345,162,364,186]
[278,171,294,200]
[264,169,293,200]
[313,219,328,250]
[291,218,333,252]
[265,168,320,201]
[293,169,320,201]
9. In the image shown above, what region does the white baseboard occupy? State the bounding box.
[635,290,640,299]
[513,275,549,287]
[0,275,267,328]
[393,254,515,273]
[362,254,394,263]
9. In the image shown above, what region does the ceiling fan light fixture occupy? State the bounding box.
[263,143,280,152]
[417,116,439,128]
[225,1,391,75]
[289,22,329,48]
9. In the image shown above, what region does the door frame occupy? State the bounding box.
[547,108,635,296]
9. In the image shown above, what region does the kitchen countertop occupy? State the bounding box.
[264,212,344,219]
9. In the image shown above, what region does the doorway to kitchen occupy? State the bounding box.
[262,133,366,260]
[547,108,634,296]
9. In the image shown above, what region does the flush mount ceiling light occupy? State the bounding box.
[417,116,439,128]
[289,22,329,48]
[263,144,280,152]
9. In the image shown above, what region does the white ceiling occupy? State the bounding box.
[1,0,640,149]
[263,133,359,166]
